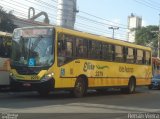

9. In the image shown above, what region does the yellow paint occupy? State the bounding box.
[10,26,152,89]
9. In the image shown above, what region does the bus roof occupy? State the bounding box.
[55,26,151,51]
[0,31,12,37]
[15,26,151,51]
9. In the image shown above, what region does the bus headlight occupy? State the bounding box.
[41,73,54,81]
[46,73,54,78]
[9,72,16,80]
[10,72,13,76]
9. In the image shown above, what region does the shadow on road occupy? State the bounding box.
[0,87,148,109]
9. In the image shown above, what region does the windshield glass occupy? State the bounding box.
[11,28,54,67]
[153,75,160,79]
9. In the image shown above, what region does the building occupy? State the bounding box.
[11,16,49,28]
[56,0,78,29]
[127,13,142,42]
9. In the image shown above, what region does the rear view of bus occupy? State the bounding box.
[0,31,12,89]
[10,27,54,95]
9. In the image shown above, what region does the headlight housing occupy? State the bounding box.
[9,72,16,79]
[41,73,54,82]
[46,73,54,78]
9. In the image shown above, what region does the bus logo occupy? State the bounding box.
[83,62,95,72]
[61,68,65,76]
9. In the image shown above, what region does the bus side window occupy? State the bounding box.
[126,48,134,63]
[144,51,151,65]
[102,44,108,60]
[58,34,65,54]
[58,34,73,66]
[137,49,143,64]
[58,34,66,66]
[133,49,137,63]
[108,44,114,61]
[112,45,115,61]
[123,47,127,62]
[95,41,102,59]
[115,45,124,62]
[88,40,92,59]
[66,41,73,57]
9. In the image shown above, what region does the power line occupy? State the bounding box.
[0,3,57,22]
[1,3,113,34]
[2,0,128,30]
[79,11,127,28]
[0,0,128,40]
[145,0,160,8]
[133,0,160,11]
[28,0,57,9]
[33,0,129,29]
[76,15,127,33]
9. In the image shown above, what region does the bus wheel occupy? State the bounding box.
[73,77,87,98]
[127,78,136,94]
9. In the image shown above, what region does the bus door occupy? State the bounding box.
[57,33,75,87]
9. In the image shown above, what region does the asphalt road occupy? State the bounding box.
[0,87,160,119]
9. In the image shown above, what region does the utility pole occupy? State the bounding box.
[151,14,160,58]
[158,14,160,58]
[108,26,119,39]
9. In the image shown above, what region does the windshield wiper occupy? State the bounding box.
[31,35,43,51]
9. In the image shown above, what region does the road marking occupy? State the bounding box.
[0,103,160,113]
[67,103,160,113]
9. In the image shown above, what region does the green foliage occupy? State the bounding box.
[0,8,17,33]
[135,25,159,57]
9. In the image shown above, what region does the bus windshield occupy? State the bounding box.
[11,28,54,67]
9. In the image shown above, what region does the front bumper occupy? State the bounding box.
[150,81,160,89]
[10,76,54,91]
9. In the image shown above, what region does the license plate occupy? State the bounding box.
[23,83,31,87]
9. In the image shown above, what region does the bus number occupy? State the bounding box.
[95,71,103,77]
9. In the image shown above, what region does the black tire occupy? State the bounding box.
[121,78,136,94]
[127,78,136,94]
[73,77,87,98]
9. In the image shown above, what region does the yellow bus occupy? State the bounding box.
[10,26,152,97]
[0,31,12,89]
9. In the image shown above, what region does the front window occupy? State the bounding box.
[0,36,11,58]
[11,28,54,68]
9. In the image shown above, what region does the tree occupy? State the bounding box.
[0,8,17,33]
[135,25,158,57]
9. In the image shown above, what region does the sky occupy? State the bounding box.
[78,0,160,26]
[0,0,160,40]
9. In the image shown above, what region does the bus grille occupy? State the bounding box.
[15,67,40,75]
